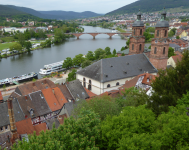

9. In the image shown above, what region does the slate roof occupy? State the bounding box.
[169,43,181,48]
[57,85,74,101]
[15,79,56,96]
[64,102,74,117]
[12,98,25,122]
[0,103,9,127]
[66,79,89,100]
[77,54,157,83]
[46,118,60,130]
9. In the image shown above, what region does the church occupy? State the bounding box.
[76,9,168,95]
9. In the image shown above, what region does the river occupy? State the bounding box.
[0,26,126,79]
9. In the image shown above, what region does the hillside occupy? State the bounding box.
[2,5,102,20]
[0,5,26,17]
[106,0,189,15]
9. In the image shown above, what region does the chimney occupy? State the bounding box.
[25,96,27,100]
[7,97,18,143]
[52,89,55,94]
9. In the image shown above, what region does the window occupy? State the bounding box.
[140,29,142,35]
[132,44,134,50]
[88,80,92,90]
[139,44,142,51]
[89,80,91,84]
[0,127,3,132]
[154,47,157,54]
[5,126,8,130]
[107,84,110,88]
[116,82,119,86]
[83,78,86,88]
[157,30,159,37]
[163,47,165,54]
[164,30,167,37]
[134,29,135,35]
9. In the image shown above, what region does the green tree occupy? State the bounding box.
[176,36,180,39]
[101,105,155,150]
[86,51,95,61]
[168,47,175,58]
[62,57,73,69]
[81,60,92,68]
[72,54,85,66]
[73,95,121,121]
[126,38,130,47]
[146,23,150,26]
[67,69,77,81]
[143,32,154,42]
[18,32,25,46]
[168,30,174,37]
[9,43,22,51]
[121,47,126,51]
[94,48,106,60]
[146,27,155,33]
[148,45,151,49]
[12,110,100,150]
[104,47,111,55]
[54,28,66,43]
[113,49,117,55]
[24,41,32,52]
[147,50,189,115]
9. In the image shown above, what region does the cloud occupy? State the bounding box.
[1,0,138,13]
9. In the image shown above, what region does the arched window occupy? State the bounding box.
[163,47,165,54]
[83,78,86,88]
[164,30,167,37]
[154,47,157,54]
[116,82,119,86]
[134,29,135,35]
[139,44,142,51]
[107,84,110,88]
[140,29,142,35]
[88,80,92,90]
[132,44,134,50]
[157,30,159,37]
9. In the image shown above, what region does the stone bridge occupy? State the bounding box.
[65,32,132,39]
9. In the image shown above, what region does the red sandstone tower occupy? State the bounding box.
[129,10,145,55]
[7,97,18,144]
[149,8,169,70]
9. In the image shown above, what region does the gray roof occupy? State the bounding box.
[0,99,25,127]
[169,43,181,48]
[46,118,60,130]
[117,49,129,54]
[29,91,52,116]
[66,79,89,100]
[133,21,144,27]
[64,102,74,117]
[155,20,169,28]
[77,54,157,83]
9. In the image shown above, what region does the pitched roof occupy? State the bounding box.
[16,118,47,136]
[42,88,62,112]
[57,85,74,101]
[0,103,9,127]
[66,79,89,100]
[119,76,140,90]
[169,43,181,48]
[15,79,56,96]
[140,73,156,85]
[53,87,68,107]
[45,118,60,130]
[84,88,97,98]
[77,54,157,83]
[12,98,25,122]
[58,101,74,117]
[0,91,3,101]
[172,55,182,64]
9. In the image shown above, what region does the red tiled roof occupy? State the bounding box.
[0,91,3,101]
[16,118,47,136]
[53,87,68,107]
[172,55,182,64]
[42,88,62,112]
[84,88,97,98]
[119,76,140,90]
[140,73,156,85]
[58,114,67,124]
[16,118,35,135]
[33,123,47,135]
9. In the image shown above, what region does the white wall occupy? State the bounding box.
[167,57,176,68]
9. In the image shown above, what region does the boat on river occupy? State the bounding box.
[0,72,38,86]
[39,60,65,75]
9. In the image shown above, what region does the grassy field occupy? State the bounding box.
[116,27,126,33]
[0,37,15,42]
[0,42,16,51]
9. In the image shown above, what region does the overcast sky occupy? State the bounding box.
[1,0,138,14]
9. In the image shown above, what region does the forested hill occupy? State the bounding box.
[1,5,102,20]
[106,0,189,15]
[0,5,27,17]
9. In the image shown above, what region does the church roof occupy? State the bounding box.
[155,20,169,28]
[77,54,157,83]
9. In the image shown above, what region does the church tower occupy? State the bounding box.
[149,8,169,70]
[129,10,145,55]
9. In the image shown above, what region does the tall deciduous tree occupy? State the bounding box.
[86,51,95,61]
[67,69,77,81]
[62,57,73,69]
[104,47,111,55]
[72,54,85,66]
[168,47,175,58]
[81,60,92,68]
[24,41,32,52]
[94,48,106,60]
